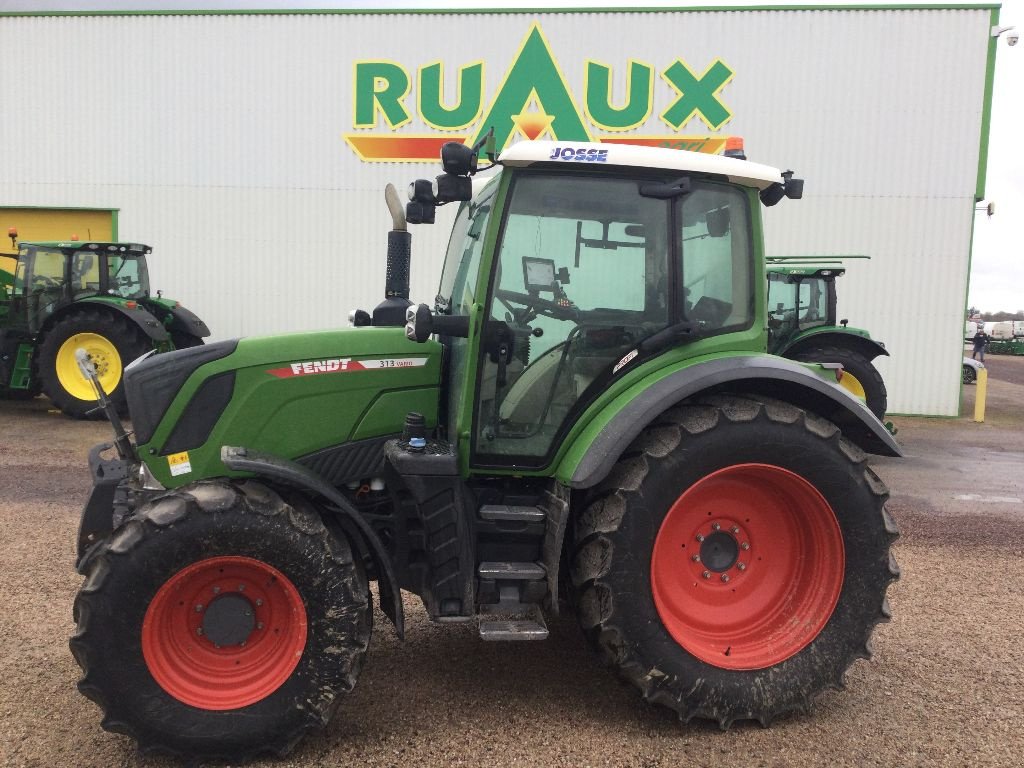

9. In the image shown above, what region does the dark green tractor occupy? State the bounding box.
[71,139,900,761]
[0,240,209,417]
[766,261,889,419]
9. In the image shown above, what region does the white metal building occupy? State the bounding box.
[0,2,1004,415]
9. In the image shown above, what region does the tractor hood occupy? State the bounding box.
[125,327,442,488]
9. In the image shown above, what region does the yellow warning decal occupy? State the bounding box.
[167,451,192,478]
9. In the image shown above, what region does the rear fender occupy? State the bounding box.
[49,298,169,342]
[560,355,902,490]
[780,329,888,361]
[220,445,405,639]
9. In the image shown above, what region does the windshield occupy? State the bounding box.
[107,254,150,299]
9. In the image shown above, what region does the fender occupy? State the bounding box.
[68,298,170,342]
[162,303,211,339]
[220,445,405,639]
[563,355,902,490]
[779,328,889,361]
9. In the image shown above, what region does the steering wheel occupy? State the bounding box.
[495,288,578,323]
[32,275,61,289]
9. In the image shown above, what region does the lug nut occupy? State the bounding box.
[737,562,747,571]
[741,542,750,551]
[721,574,730,583]
[691,554,700,562]
[702,571,711,580]
[255,599,263,607]
[712,522,721,531]
[196,628,203,636]
[237,584,246,592]
[194,604,203,612]
[731,526,739,534]
[256,622,264,630]
[696,534,705,542]
[212,586,221,594]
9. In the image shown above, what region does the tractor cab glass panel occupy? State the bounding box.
[108,253,149,299]
[438,190,495,441]
[798,278,828,328]
[678,185,752,333]
[475,173,670,462]
[71,251,101,298]
[24,247,68,332]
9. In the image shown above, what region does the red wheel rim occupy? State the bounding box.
[142,556,307,710]
[651,464,844,670]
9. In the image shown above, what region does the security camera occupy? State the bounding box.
[1009,29,1019,46]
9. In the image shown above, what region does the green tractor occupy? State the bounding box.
[0,237,209,417]
[71,139,901,761]
[766,260,889,419]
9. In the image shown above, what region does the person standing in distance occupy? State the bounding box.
[972,327,990,362]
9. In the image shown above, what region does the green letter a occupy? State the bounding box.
[474,25,591,149]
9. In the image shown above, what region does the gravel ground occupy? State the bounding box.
[1,360,1023,767]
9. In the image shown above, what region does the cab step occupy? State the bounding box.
[477,561,545,580]
[478,504,546,522]
[478,618,549,641]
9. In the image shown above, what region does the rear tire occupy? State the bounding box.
[791,344,887,420]
[36,309,151,418]
[570,395,899,727]
[71,480,372,761]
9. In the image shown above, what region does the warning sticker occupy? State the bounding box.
[167,451,192,477]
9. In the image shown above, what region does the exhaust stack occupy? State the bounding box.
[372,184,414,326]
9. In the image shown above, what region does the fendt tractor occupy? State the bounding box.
[71,138,902,761]
[0,235,209,417]
[765,260,889,419]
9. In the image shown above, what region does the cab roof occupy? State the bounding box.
[19,241,152,254]
[497,140,785,191]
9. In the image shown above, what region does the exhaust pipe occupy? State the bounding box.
[373,184,414,326]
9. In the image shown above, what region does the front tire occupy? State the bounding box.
[791,344,887,420]
[570,395,899,727]
[36,310,151,418]
[71,480,372,761]
[962,364,977,385]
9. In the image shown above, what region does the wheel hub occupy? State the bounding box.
[699,530,739,572]
[201,594,256,647]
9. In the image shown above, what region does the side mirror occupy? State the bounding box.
[405,303,470,343]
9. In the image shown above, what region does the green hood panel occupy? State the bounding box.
[138,327,442,487]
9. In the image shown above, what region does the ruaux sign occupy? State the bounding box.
[344,23,736,162]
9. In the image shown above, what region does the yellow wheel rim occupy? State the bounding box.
[56,333,122,401]
[839,371,867,401]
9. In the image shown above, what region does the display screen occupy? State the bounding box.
[522,257,556,292]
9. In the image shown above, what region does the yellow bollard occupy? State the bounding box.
[974,367,987,422]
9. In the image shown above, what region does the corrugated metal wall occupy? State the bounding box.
[0,8,994,415]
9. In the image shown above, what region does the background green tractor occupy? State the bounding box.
[0,238,209,417]
[766,259,889,418]
[72,139,900,761]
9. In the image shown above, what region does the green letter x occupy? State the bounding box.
[661,59,734,131]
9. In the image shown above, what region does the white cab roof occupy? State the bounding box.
[498,140,784,191]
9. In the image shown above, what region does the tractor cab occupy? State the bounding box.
[5,241,152,333]
[765,265,842,350]
[410,140,803,469]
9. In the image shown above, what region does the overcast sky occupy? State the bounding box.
[2,0,1019,311]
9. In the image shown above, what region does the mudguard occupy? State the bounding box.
[74,298,169,342]
[163,303,211,339]
[780,328,888,361]
[220,445,405,639]
[564,354,902,490]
